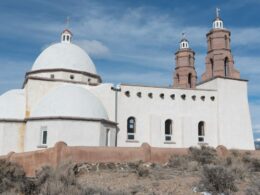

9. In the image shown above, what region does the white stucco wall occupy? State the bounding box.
[24,120,116,152]
[115,85,218,148]
[0,122,25,155]
[198,78,255,149]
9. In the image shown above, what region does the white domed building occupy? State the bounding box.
[0,11,256,155]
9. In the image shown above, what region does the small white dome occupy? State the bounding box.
[0,89,25,119]
[32,42,97,74]
[31,84,108,119]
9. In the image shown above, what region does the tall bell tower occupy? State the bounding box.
[173,34,197,88]
[201,8,240,81]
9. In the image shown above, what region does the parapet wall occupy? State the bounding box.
[0,142,188,176]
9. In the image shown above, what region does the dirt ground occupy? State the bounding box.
[76,162,260,195]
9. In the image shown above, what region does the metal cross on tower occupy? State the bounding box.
[216,8,220,18]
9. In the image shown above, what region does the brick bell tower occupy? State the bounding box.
[201,8,240,81]
[173,34,197,88]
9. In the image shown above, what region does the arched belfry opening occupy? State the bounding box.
[188,73,192,88]
[224,57,229,77]
[210,59,214,77]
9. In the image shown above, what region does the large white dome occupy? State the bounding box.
[31,42,97,74]
[31,84,108,119]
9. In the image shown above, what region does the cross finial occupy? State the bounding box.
[182,32,186,39]
[216,7,220,18]
[66,16,70,28]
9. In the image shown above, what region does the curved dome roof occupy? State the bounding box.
[0,89,25,119]
[31,84,108,119]
[31,42,97,74]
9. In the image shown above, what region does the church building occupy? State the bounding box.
[0,11,255,155]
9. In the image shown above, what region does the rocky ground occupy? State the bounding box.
[0,147,259,194]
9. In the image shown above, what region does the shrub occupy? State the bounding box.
[0,160,34,194]
[248,158,260,172]
[246,178,260,195]
[189,146,217,165]
[198,164,237,194]
[34,163,86,195]
[136,165,149,177]
[168,155,189,170]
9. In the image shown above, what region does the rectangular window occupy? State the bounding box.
[42,131,47,144]
[40,126,48,145]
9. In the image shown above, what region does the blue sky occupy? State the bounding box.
[0,0,260,139]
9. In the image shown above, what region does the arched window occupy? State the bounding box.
[210,59,214,77]
[127,117,136,140]
[177,74,180,84]
[189,55,192,65]
[188,73,192,88]
[198,121,205,142]
[165,119,172,141]
[224,58,229,77]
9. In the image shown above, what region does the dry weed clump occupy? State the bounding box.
[168,155,190,170]
[198,164,237,194]
[189,146,217,165]
[0,160,34,194]
[246,178,260,195]
[34,163,86,195]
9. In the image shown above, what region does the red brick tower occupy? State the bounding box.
[201,8,240,81]
[173,34,197,88]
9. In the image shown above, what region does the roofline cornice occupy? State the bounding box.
[0,117,117,126]
[22,76,99,88]
[26,68,102,81]
[26,116,117,125]
[197,76,248,86]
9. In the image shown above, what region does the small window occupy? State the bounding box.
[181,94,186,100]
[40,126,48,145]
[210,96,215,101]
[50,74,55,79]
[201,96,205,101]
[63,35,65,41]
[125,91,130,97]
[192,95,196,101]
[160,93,164,99]
[127,117,136,140]
[70,75,74,80]
[67,35,69,41]
[165,119,172,141]
[170,94,175,100]
[198,121,205,142]
[137,92,141,98]
[148,93,153,98]
[106,129,110,146]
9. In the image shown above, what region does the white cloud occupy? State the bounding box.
[75,40,110,58]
